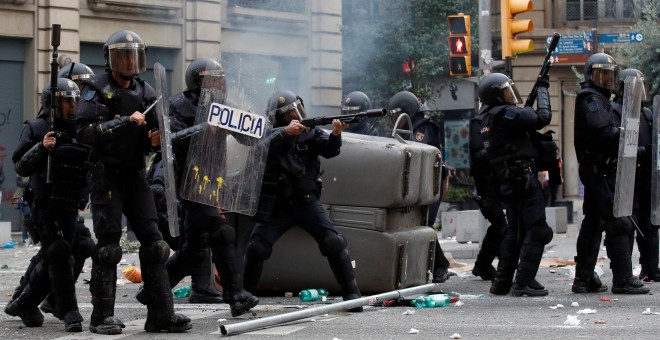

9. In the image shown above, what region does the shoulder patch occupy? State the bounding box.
[82,88,96,101]
[504,108,518,120]
[586,98,599,112]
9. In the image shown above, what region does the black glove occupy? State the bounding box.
[538,75,550,89]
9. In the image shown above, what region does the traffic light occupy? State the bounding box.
[447,13,471,77]
[501,0,534,58]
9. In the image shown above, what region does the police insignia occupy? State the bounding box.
[504,109,518,119]
[587,100,598,112]
[416,132,425,141]
[82,88,96,101]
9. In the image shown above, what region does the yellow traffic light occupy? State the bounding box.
[447,13,471,77]
[501,0,534,57]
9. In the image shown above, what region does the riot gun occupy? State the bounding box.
[300,108,387,128]
[46,24,61,184]
[524,32,560,108]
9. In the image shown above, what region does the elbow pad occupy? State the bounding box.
[97,116,132,135]
[15,143,47,177]
[535,87,552,129]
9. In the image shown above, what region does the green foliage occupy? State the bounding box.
[610,1,660,95]
[446,185,473,201]
[342,0,478,106]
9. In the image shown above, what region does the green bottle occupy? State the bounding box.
[299,288,329,302]
[411,294,450,308]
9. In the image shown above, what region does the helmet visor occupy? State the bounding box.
[591,64,619,92]
[270,99,306,123]
[108,43,146,76]
[200,71,227,103]
[55,90,80,103]
[497,79,522,104]
[341,105,362,115]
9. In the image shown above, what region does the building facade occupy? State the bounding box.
[0,0,342,229]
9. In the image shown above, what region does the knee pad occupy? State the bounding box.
[246,238,272,262]
[211,223,236,246]
[92,243,123,266]
[530,224,554,245]
[605,218,633,237]
[319,232,347,257]
[139,240,171,265]
[45,239,72,261]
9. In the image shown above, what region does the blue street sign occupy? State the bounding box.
[546,34,588,54]
[546,32,644,55]
[598,32,644,43]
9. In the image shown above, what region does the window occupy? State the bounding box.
[566,0,639,21]
[227,0,306,14]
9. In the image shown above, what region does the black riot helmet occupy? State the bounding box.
[387,91,420,117]
[57,62,95,87]
[618,68,649,102]
[40,78,81,119]
[103,30,147,77]
[477,72,522,106]
[267,90,307,127]
[584,53,618,93]
[342,91,372,115]
[185,58,226,96]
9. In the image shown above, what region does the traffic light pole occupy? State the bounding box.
[478,0,492,76]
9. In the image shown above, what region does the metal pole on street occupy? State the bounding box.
[220,283,441,336]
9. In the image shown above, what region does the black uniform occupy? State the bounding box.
[244,126,362,308]
[469,112,507,280]
[5,111,87,330]
[485,102,553,296]
[613,100,660,281]
[143,91,258,316]
[574,81,648,293]
[410,114,452,282]
[76,72,190,333]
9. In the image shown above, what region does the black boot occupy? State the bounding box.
[89,264,124,335]
[607,232,649,295]
[432,241,450,283]
[39,294,58,319]
[47,249,83,332]
[189,250,223,304]
[141,242,192,332]
[215,243,258,317]
[4,260,50,327]
[612,277,650,294]
[490,258,516,295]
[510,279,548,297]
[327,248,363,312]
[572,257,607,293]
[473,218,505,281]
[639,228,660,282]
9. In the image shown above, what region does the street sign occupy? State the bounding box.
[546,32,644,56]
[547,34,588,54]
[550,53,589,65]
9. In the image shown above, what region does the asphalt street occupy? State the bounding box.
[0,221,658,339]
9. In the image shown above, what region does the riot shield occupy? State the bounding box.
[651,95,660,224]
[179,66,271,215]
[613,75,643,217]
[154,63,180,237]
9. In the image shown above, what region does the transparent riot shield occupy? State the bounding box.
[613,75,644,217]
[179,65,271,215]
[651,95,660,224]
[154,63,180,237]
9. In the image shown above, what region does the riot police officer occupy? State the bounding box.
[75,30,191,334]
[469,110,507,280]
[342,91,379,135]
[387,90,450,283]
[613,68,659,282]
[5,78,87,332]
[573,53,649,294]
[58,62,95,88]
[478,73,553,296]
[141,58,259,315]
[245,90,363,311]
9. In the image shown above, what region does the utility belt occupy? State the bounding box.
[490,155,536,183]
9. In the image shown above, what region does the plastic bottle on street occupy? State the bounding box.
[299,288,329,302]
[173,285,192,298]
[411,294,451,308]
